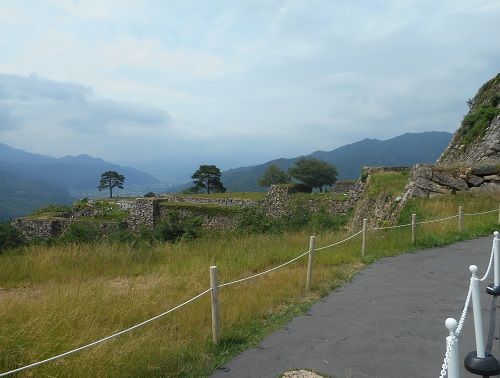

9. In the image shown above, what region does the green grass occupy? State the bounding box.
[1,191,500,377]
[175,192,267,200]
[367,170,410,198]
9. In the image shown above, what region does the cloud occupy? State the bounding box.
[0,0,500,172]
[0,73,175,159]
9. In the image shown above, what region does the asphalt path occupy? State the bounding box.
[210,235,500,378]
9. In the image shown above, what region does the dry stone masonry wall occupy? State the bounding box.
[404,163,500,199]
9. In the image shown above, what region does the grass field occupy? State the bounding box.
[1,191,500,377]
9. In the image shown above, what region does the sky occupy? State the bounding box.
[0,0,499,177]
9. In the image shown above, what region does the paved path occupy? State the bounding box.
[210,236,499,378]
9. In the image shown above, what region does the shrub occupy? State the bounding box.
[59,222,102,244]
[0,222,26,251]
[238,207,273,234]
[309,206,351,233]
[139,211,203,243]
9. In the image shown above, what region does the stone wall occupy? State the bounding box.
[127,198,159,232]
[332,181,356,193]
[11,218,120,240]
[127,198,242,232]
[11,218,71,239]
[158,194,262,207]
[349,167,410,230]
[404,163,500,199]
[264,185,296,217]
[157,206,239,230]
[264,184,359,218]
[349,163,500,231]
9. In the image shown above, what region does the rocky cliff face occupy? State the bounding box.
[438,73,500,165]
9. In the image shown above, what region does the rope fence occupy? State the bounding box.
[439,233,500,377]
[1,204,500,376]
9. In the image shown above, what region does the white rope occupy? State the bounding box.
[478,239,495,282]
[463,209,499,216]
[219,251,310,288]
[219,229,366,288]
[369,222,412,231]
[0,288,212,377]
[315,229,364,251]
[439,235,496,377]
[2,206,498,377]
[417,215,459,225]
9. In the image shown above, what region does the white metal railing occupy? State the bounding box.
[1,205,499,376]
[439,232,500,378]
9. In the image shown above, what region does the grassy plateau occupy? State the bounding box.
[1,191,500,377]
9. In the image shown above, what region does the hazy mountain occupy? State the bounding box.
[0,131,452,218]
[0,169,75,221]
[0,144,161,190]
[175,131,452,193]
[0,144,162,219]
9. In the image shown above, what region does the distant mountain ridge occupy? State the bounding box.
[0,169,75,221]
[0,143,160,190]
[215,131,453,192]
[0,131,452,220]
[0,143,161,220]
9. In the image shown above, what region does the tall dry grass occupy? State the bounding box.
[1,192,500,377]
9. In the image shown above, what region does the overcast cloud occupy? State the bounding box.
[0,0,499,175]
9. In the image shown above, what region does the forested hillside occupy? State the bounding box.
[0,170,74,221]
[215,131,452,192]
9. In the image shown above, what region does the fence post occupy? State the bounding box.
[464,265,500,376]
[458,206,463,232]
[498,203,500,225]
[470,265,485,358]
[445,318,459,378]
[306,236,316,291]
[210,266,221,344]
[362,218,368,257]
[411,213,416,244]
[495,232,500,288]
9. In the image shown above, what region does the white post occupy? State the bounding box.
[306,236,316,291]
[445,318,459,378]
[470,265,485,358]
[495,231,500,288]
[362,218,368,257]
[411,213,416,244]
[210,266,221,344]
[458,206,463,232]
[498,203,500,225]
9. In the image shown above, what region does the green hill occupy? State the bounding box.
[0,170,75,221]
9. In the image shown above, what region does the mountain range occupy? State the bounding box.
[0,131,452,221]
[211,131,453,192]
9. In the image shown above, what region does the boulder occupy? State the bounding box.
[471,164,499,176]
[467,174,484,187]
[483,174,500,182]
[431,171,468,191]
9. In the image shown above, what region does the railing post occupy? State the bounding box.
[306,236,316,291]
[458,206,463,232]
[445,318,459,378]
[464,265,500,376]
[411,213,416,244]
[470,265,485,358]
[210,266,221,344]
[495,232,500,288]
[362,218,368,257]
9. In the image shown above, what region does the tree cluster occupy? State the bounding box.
[258,158,338,192]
